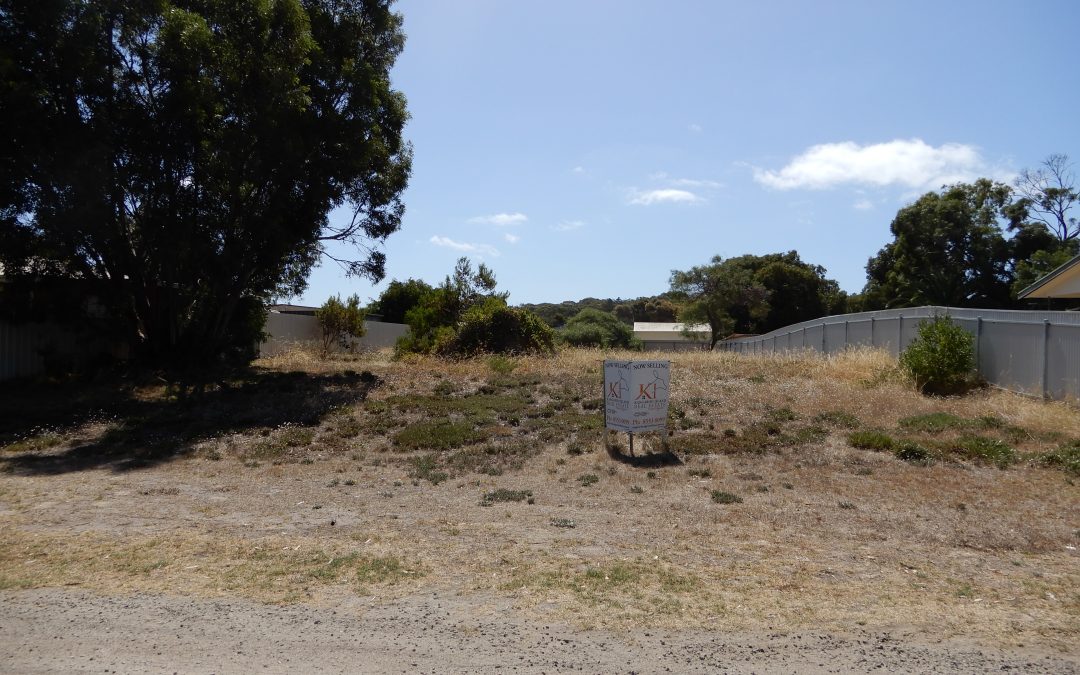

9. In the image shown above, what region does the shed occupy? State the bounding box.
[633,322,710,351]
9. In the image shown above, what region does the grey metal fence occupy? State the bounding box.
[718,306,1080,401]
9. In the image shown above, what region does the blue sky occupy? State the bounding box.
[295,0,1080,308]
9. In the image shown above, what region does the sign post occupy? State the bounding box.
[603,360,670,455]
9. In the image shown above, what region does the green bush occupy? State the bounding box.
[438,299,555,356]
[899,316,976,395]
[560,308,641,349]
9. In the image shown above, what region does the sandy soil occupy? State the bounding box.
[3,587,1076,674]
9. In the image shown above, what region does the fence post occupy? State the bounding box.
[821,323,827,354]
[897,315,903,355]
[870,316,876,347]
[975,316,982,370]
[844,320,849,349]
[1042,320,1050,399]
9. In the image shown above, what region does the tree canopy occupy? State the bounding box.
[669,251,844,348]
[862,180,1013,309]
[0,0,412,368]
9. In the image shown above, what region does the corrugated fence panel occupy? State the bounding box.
[872,317,900,356]
[972,320,1045,395]
[848,320,873,347]
[718,306,1080,401]
[1047,324,1080,401]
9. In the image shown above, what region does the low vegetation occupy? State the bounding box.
[0,345,1077,651]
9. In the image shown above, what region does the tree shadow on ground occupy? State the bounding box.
[0,369,381,475]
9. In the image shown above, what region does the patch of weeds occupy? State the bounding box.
[583,563,640,589]
[344,479,356,486]
[580,398,603,411]
[630,485,644,494]
[813,411,860,429]
[838,501,856,510]
[550,517,575,528]
[748,374,766,384]
[364,400,390,415]
[894,441,932,465]
[765,407,798,424]
[710,490,742,504]
[327,478,340,487]
[792,425,828,444]
[433,380,458,396]
[243,460,260,468]
[335,416,364,439]
[1032,440,1080,476]
[394,421,484,451]
[487,355,519,375]
[898,412,966,434]
[578,473,599,487]
[410,454,449,485]
[646,471,657,479]
[482,488,533,504]
[356,555,411,585]
[847,429,895,452]
[781,482,794,489]
[687,468,711,478]
[754,484,769,493]
[1,430,65,454]
[566,440,592,456]
[949,436,1017,469]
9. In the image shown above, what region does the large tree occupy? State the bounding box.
[1012,154,1079,243]
[669,256,769,349]
[863,180,1013,309]
[0,0,411,367]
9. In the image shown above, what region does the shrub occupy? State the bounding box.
[894,441,931,464]
[439,299,556,356]
[560,308,641,349]
[899,316,976,395]
[315,294,366,355]
[951,436,1016,469]
[710,490,742,504]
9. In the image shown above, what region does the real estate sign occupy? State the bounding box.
[603,360,671,432]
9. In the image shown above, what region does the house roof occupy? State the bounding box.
[269,303,318,315]
[1017,253,1080,299]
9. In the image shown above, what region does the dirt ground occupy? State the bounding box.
[1,348,1077,672]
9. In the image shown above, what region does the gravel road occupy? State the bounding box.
[2,589,1075,674]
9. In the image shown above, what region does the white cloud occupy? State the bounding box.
[504,233,520,243]
[688,123,703,133]
[553,220,585,232]
[753,139,994,191]
[468,212,528,226]
[571,166,585,174]
[429,235,500,257]
[853,199,874,210]
[628,188,702,206]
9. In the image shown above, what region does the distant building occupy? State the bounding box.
[633,322,710,351]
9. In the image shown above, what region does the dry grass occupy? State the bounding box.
[1,346,1077,651]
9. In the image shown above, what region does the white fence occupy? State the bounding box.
[718,306,1080,400]
[259,312,408,357]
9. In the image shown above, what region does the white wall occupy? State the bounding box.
[259,312,408,356]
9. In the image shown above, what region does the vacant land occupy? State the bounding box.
[1,347,1077,671]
